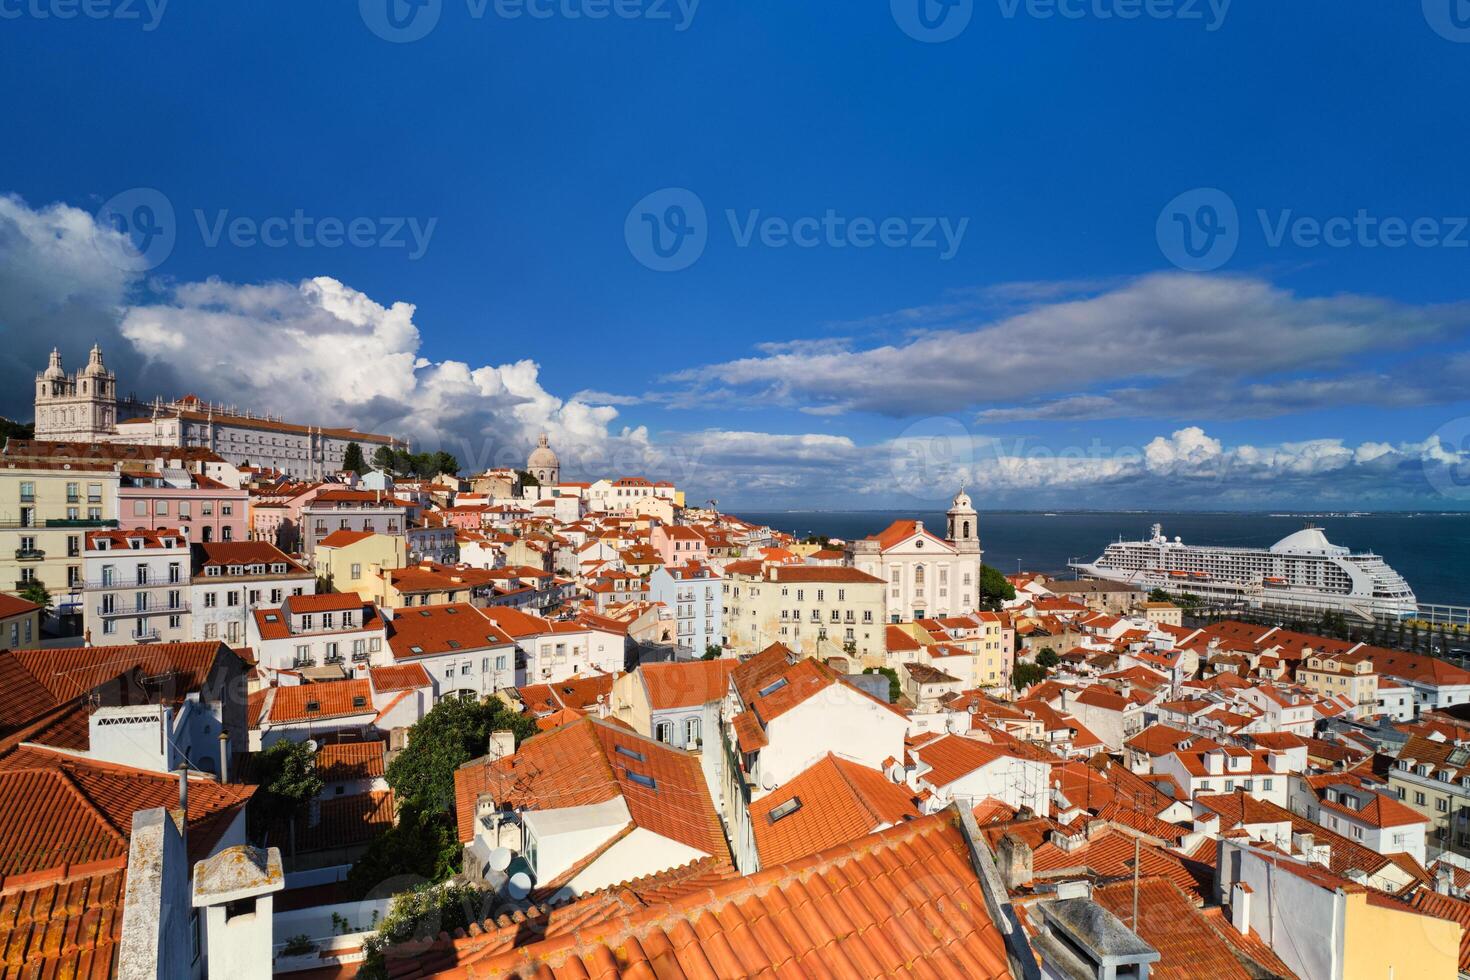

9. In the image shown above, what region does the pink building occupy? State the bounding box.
[649,523,708,568]
[118,472,249,544]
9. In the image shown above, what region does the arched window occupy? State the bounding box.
[963,520,971,538]
[914,564,926,585]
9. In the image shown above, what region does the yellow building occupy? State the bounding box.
[722,561,886,665]
[313,529,406,600]
[0,462,120,625]
[0,593,43,648]
[1298,650,1378,718]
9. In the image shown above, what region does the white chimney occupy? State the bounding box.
[1230,881,1253,935]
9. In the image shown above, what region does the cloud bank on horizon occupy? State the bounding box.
[2,192,1467,510]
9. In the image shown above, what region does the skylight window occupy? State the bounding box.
[624,769,657,791]
[352,696,367,708]
[410,645,424,654]
[305,700,321,712]
[757,678,788,698]
[768,797,802,822]
[615,745,646,763]
[447,640,461,650]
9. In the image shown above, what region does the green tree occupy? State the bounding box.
[1148,588,1173,603]
[385,695,536,816]
[1012,662,1048,691]
[248,739,323,839]
[359,881,496,980]
[517,469,541,488]
[431,451,459,477]
[978,564,1016,609]
[863,666,903,703]
[1035,647,1060,669]
[16,581,52,612]
[0,418,34,442]
[371,445,395,471]
[342,442,367,475]
[702,644,723,660]
[345,803,464,899]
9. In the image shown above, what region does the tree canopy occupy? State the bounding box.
[247,738,323,840]
[385,695,536,816]
[17,581,51,611]
[378,448,460,479]
[978,564,1016,608]
[341,442,367,475]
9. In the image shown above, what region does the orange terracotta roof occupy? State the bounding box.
[638,659,735,711]
[749,754,921,866]
[264,680,375,724]
[415,812,1012,980]
[0,593,41,619]
[909,734,1014,787]
[0,867,124,979]
[0,747,253,874]
[1088,878,1252,980]
[387,603,515,659]
[317,529,378,548]
[369,663,433,692]
[316,741,386,782]
[452,718,726,859]
[286,592,368,614]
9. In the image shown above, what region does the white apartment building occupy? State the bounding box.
[647,563,721,657]
[190,541,316,646]
[83,528,191,644]
[721,562,886,663]
[246,593,390,677]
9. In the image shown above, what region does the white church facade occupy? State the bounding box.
[848,490,983,621]
[33,346,402,479]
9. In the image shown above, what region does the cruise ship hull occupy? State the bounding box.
[1070,524,1418,621]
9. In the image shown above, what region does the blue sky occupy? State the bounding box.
[2,0,1470,509]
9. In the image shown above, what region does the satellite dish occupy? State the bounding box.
[886,763,907,783]
[506,872,532,900]
[488,848,512,872]
[305,739,319,753]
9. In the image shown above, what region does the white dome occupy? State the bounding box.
[527,432,559,469]
[1269,526,1344,556]
[949,488,974,511]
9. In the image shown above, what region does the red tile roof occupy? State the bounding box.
[316,741,386,782]
[0,593,41,619]
[369,663,433,692]
[0,867,124,979]
[416,812,1012,979]
[452,718,726,860]
[749,754,921,866]
[638,659,735,710]
[0,747,253,875]
[1088,878,1252,980]
[387,603,515,659]
[317,529,379,548]
[909,734,1014,787]
[263,680,375,724]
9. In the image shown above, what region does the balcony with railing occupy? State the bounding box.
[0,518,118,530]
[131,628,161,642]
[14,548,45,562]
[97,601,190,618]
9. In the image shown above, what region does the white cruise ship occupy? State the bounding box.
[1071,523,1418,620]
